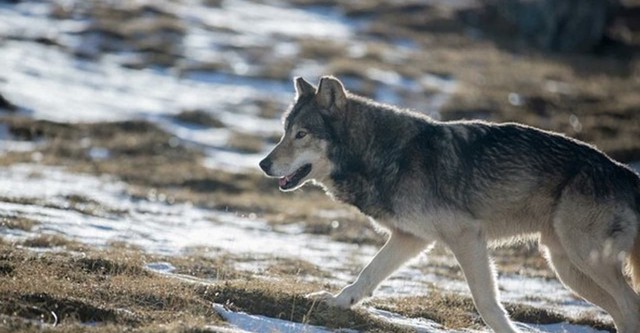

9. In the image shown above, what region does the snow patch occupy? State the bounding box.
[213,303,355,333]
[0,164,608,333]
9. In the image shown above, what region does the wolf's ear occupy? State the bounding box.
[316,76,347,112]
[294,77,315,99]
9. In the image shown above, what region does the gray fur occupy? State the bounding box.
[260,76,640,332]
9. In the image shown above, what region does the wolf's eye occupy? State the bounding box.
[295,130,307,139]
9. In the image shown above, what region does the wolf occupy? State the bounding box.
[259,76,640,333]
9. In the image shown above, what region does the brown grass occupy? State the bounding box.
[226,131,264,154]
[1,2,638,332]
[198,279,409,332]
[373,291,615,332]
[0,216,38,231]
[264,257,331,278]
[173,110,225,128]
[0,240,222,332]
[0,114,375,245]
[21,235,87,251]
[295,0,640,162]
[0,238,416,332]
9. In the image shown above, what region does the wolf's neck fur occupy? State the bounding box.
[327,95,436,218]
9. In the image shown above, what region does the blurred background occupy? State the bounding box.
[1,0,639,163]
[0,0,639,332]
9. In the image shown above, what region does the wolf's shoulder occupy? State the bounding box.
[442,119,583,146]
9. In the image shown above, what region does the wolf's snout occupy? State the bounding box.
[259,158,272,174]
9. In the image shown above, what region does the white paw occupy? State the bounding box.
[306,290,335,302]
[306,289,359,309]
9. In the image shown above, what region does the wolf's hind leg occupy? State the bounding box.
[540,232,624,325]
[554,203,640,333]
[560,244,640,332]
[444,226,520,333]
[307,229,428,308]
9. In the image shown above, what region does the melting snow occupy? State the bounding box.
[0,0,628,332]
[213,303,356,333]
[0,164,610,332]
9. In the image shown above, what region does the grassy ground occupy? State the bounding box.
[0,235,615,333]
[0,114,617,332]
[1,0,639,332]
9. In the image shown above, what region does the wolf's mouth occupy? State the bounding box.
[278,164,312,190]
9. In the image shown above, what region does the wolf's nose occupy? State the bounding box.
[259,158,272,173]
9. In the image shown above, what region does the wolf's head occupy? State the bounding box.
[259,76,347,191]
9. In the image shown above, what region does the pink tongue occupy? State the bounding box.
[278,177,288,187]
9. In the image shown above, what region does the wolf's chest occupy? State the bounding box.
[373,207,472,242]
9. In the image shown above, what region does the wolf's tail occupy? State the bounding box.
[629,179,640,293]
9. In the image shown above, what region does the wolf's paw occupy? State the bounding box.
[306,290,334,302]
[305,290,357,309]
[306,290,354,309]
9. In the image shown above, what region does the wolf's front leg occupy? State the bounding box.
[443,226,520,333]
[307,229,429,308]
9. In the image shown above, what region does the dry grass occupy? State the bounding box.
[264,257,331,278]
[0,115,375,245]
[0,111,625,331]
[173,110,225,128]
[0,239,416,332]
[1,1,638,332]
[20,235,88,251]
[198,279,409,332]
[373,291,615,332]
[0,239,222,332]
[0,216,39,231]
[294,0,640,162]
[0,195,125,219]
[226,131,264,154]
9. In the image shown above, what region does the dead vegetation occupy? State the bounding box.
[0,239,222,332]
[0,231,614,333]
[0,239,453,332]
[0,109,622,332]
[0,0,638,332]
[173,110,225,128]
[0,215,38,231]
[292,0,640,162]
[0,115,375,244]
[373,292,615,332]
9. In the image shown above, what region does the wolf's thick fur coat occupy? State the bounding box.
[260,76,640,332]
